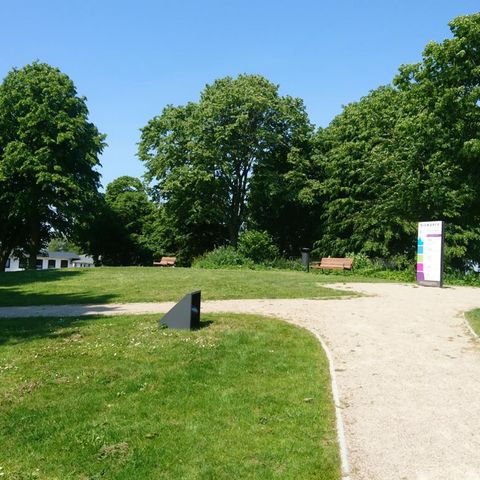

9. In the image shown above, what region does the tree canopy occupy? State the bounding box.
[311,13,480,268]
[138,74,313,261]
[0,62,105,269]
[74,176,157,266]
[2,13,479,272]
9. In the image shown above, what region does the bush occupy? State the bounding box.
[237,230,279,264]
[192,243,304,271]
[268,257,305,271]
[444,268,480,286]
[346,252,374,271]
[310,252,416,281]
[192,246,253,269]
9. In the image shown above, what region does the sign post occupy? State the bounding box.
[416,221,444,287]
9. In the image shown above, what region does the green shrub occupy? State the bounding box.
[192,242,303,271]
[310,252,416,281]
[192,246,253,269]
[346,252,372,271]
[343,252,382,272]
[444,268,480,286]
[268,257,305,271]
[238,230,279,264]
[389,254,412,271]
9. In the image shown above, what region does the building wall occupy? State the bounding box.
[4,255,93,272]
[5,257,21,272]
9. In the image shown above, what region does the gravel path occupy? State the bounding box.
[1,282,480,480]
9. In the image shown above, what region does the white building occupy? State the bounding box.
[5,251,95,272]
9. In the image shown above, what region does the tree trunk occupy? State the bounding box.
[0,248,11,272]
[27,221,41,270]
[228,223,238,247]
[28,253,38,269]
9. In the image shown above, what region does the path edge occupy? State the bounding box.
[311,330,351,479]
[463,311,479,340]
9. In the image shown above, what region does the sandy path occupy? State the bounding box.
[1,283,480,480]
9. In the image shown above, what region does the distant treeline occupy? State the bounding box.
[1,14,479,270]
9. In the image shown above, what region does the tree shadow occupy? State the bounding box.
[198,319,213,329]
[0,315,214,346]
[0,269,116,306]
[0,314,102,346]
[0,268,85,286]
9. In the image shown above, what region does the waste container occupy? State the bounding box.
[301,248,310,272]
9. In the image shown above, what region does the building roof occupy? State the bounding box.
[42,251,81,260]
[72,255,95,265]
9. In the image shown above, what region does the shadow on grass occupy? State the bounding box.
[198,320,213,329]
[0,314,214,346]
[0,269,116,306]
[0,314,102,346]
[0,268,85,286]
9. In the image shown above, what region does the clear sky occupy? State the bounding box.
[1,0,478,188]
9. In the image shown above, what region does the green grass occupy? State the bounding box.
[466,308,480,337]
[0,267,352,306]
[0,313,340,479]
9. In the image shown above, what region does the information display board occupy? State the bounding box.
[416,221,444,287]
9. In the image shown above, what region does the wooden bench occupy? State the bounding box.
[153,256,177,267]
[311,257,353,270]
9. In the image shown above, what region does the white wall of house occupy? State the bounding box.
[5,257,21,272]
[72,255,94,268]
[4,252,94,272]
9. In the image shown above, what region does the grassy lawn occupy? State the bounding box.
[0,313,340,479]
[466,308,480,337]
[0,267,353,306]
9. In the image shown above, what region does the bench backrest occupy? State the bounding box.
[319,257,353,270]
[160,256,176,265]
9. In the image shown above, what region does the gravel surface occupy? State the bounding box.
[1,282,479,480]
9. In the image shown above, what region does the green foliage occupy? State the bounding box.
[348,253,377,271]
[237,230,279,263]
[310,251,416,282]
[310,13,480,270]
[73,193,132,266]
[313,86,415,259]
[268,257,305,271]
[192,246,253,269]
[443,268,480,286]
[192,248,305,271]
[104,176,155,265]
[48,236,82,253]
[74,177,158,266]
[191,230,305,270]
[138,74,312,262]
[0,62,105,269]
[192,247,305,271]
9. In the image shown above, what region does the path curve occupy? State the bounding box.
[1,283,480,480]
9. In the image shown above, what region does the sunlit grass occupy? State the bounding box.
[466,308,480,337]
[0,267,351,306]
[0,313,340,479]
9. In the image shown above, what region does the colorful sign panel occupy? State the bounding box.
[417,221,444,287]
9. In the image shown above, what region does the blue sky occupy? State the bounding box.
[1,0,478,188]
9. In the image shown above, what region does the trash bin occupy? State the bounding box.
[301,248,310,272]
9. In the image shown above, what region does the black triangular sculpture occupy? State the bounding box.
[159,291,201,330]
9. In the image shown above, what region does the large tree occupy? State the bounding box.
[312,86,417,258]
[74,177,157,266]
[313,13,480,268]
[0,62,105,269]
[393,13,480,267]
[104,176,155,264]
[138,74,312,260]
